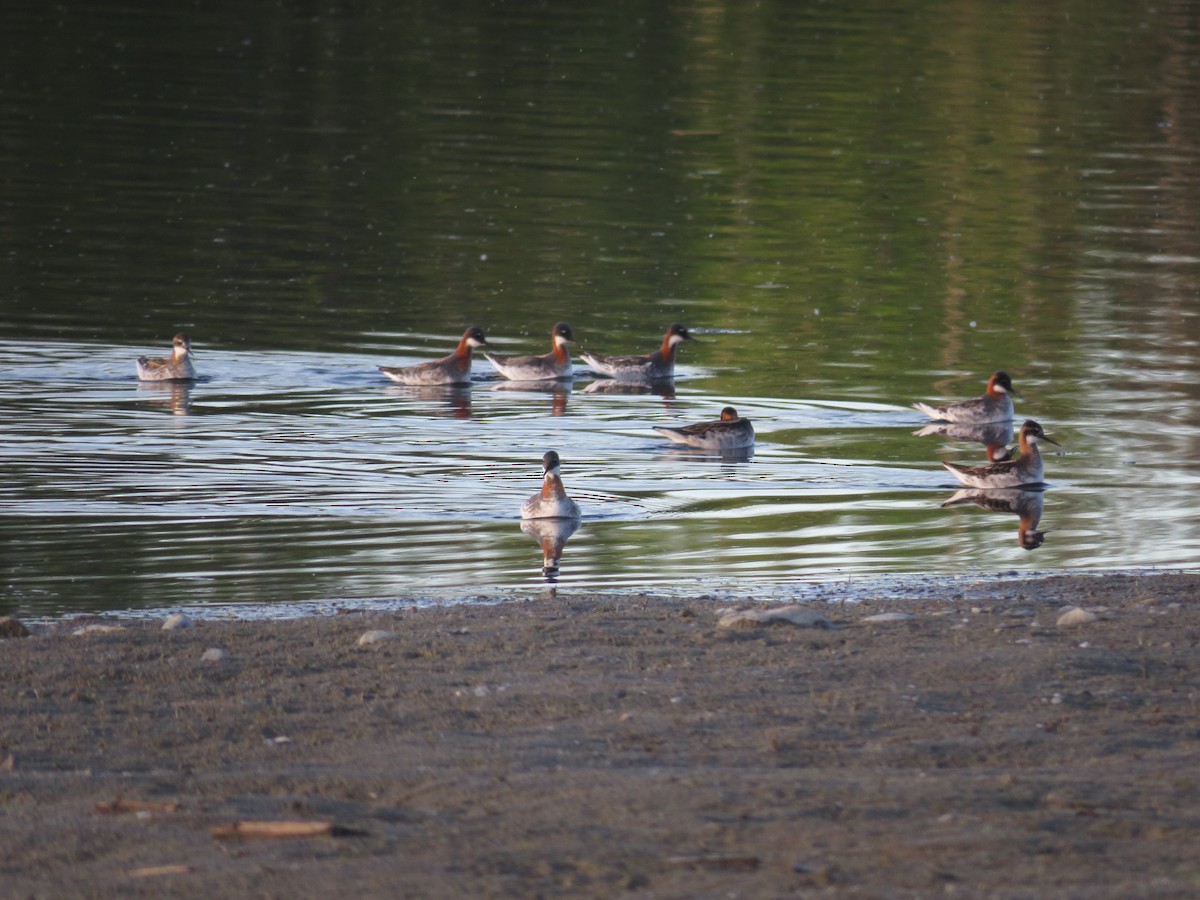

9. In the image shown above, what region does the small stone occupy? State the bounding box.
[162,613,193,631]
[200,648,228,662]
[357,629,397,646]
[1057,607,1099,627]
[0,617,30,639]
[72,624,125,636]
[717,606,830,629]
[860,612,916,623]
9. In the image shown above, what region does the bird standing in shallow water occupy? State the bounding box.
[581,323,694,381]
[379,326,488,386]
[913,371,1017,424]
[137,333,196,381]
[654,406,755,451]
[942,420,1060,488]
[485,322,575,381]
[520,451,582,520]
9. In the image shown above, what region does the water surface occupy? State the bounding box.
[3,1,1199,616]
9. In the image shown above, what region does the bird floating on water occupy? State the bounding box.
[942,419,1059,488]
[379,326,488,386]
[520,450,582,520]
[913,371,1017,424]
[581,323,694,381]
[485,322,575,381]
[137,333,196,382]
[654,406,755,451]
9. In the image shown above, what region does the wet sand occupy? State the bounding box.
[3,573,1200,898]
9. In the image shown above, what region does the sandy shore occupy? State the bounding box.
[3,573,1200,898]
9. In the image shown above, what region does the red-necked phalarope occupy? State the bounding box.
[654,406,755,450]
[485,322,575,381]
[942,420,1059,488]
[913,371,1017,423]
[137,333,196,381]
[520,450,582,520]
[379,326,488,386]
[580,323,694,381]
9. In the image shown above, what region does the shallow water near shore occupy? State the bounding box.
[3,1,1200,617]
[3,335,1200,618]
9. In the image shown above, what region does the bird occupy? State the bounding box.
[379,326,488,386]
[580,323,694,381]
[484,322,575,381]
[913,371,1017,424]
[942,420,1060,488]
[654,406,755,451]
[520,451,582,520]
[136,333,196,381]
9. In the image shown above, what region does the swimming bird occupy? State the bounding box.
[379,326,488,386]
[520,450,582,520]
[942,420,1059,488]
[136,333,196,381]
[654,406,755,451]
[484,322,575,381]
[580,323,694,381]
[913,371,1017,424]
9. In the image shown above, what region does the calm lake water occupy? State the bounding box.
[3,1,1199,617]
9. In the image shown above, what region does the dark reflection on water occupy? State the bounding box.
[521,518,582,581]
[943,488,1048,551]
[914,422,1015,464]
[3,1,1200,616]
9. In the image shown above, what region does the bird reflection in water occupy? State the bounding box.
[384,384,472,419]
[662,444,755,465]
[582,377,675,400]
[521,517,581,580]
[137,380,193,416]
[914,420,1014,463]
[942,487,1047,550]
[490,379,572,416]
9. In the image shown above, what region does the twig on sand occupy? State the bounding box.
[211,820,367,840]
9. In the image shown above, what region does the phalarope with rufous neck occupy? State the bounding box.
[654,406,755,451]
[379,326,488,386]
[136,333,196,381]
[913,371,1017,424]
[942,419,1059,488]
[485,322,575,381]
[520,450,582,520]
[580,322,694,381]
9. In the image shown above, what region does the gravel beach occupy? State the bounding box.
[3,572,1200,898]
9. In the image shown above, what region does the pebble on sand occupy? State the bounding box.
[860,612,917,623]
[72,624,125,636]
[357,629,398,646]
[0,617,30,639]
[1057,606,1099,627]
[717,606,831,630]
[162,613,193,631]
[200,648,228,662]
